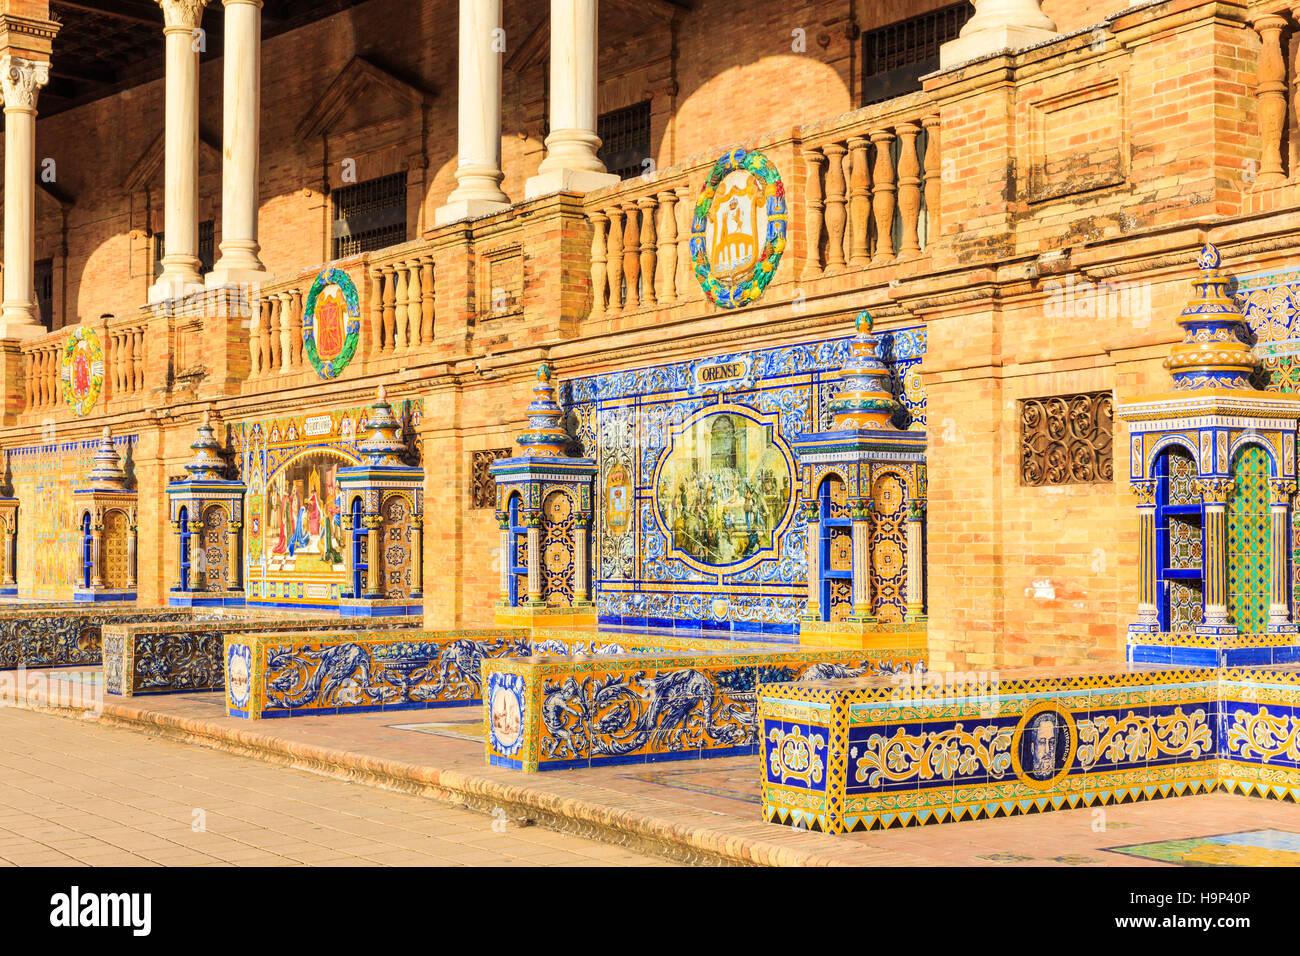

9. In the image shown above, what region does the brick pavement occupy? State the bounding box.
[0,706,670,867]
[10,668,1300,865]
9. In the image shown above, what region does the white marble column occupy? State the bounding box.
[150,0,208,303]
[939,0,1058,69]
[525,0,618,199]
[0,55,50,338]
[208,0,267,286]
[436,0,510,225]
[411,517,423,597]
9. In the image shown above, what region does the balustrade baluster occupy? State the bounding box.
[589,211,608,318]
[1254,13,1288,185]
[606,206,624,312]
[802,149,826,279]
[369,268,385,355]
[638,196,657,307]
[421,257,435,343]
[392,264,409,351]
[410,260,424,346]
[381,266,397,352]
[922,115,941,245]
[133,329,144,392]
[622,201,641,309]
[674,184,692,300]
[870,129,897,264]
[848,136,871,267]
[896,122,923,258]
[278,293,293,372]
[656,190,678,304]
[822,143,847,272]
[22,350,32,409]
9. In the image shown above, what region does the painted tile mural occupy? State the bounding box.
[7,435,137,599]
[563,329,924,631]
[234,398,422,610]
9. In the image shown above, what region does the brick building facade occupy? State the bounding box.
[0,0,1293,672]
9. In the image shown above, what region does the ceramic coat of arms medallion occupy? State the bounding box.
[303,267,361,379]
[61,326,104,416]
[689,148,787,308]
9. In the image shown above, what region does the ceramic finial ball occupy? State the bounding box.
[1197,242,1220,271]
[538,363,551,382]
[201,409,210,427]
[377,384,387,404]
[101,425,111,440]
[856,309,872,334]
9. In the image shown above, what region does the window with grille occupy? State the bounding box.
[597,101,652,181]
[332,172,407,259]
[862,3,972,105]
[33,258,53,330]
[153,220,216,278]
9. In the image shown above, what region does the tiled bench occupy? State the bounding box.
[759,663,1300,833]
[222,627,856,721]
[0,607,198,669]
[103,615,423,697]
[483,641,926,771]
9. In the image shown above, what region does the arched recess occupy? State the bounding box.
[506,492,527,607]
[100,509,130,590]
[1153,445,1203,633]
[816,473,853,622]
[1228,443,1273,635]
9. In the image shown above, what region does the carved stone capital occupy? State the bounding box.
[157,0,208,31]
[0,55,48,111]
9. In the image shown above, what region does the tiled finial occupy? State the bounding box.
[356,384,406,466]
[516,363,571,457]
[184,410,226,481]
[828,311,900,430]
[88,425,127,490]
[1164,242,1258,391]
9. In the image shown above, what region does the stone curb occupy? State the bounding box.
[17,691,857,867]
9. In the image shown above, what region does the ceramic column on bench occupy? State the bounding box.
[791,310,927,651]
[491,363,597,628]
[166,411,247,607]
[337,385,424,617]
[73,427,137,602]
[1117,243,1300,666]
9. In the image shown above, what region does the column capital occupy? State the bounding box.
[1129,480,1157,507]
[0,54,47,111]
[157,0,208,32]
[1270,479,1297,505]
[1196,477,1232,505]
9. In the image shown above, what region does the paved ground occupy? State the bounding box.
[13,669,1300,865]
[0,707,670,866]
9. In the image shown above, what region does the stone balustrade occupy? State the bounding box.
[20,329,64,412]
[367,249,435,355]
[800,98,940,277]
[585,175,698,318]
[105,319,148,400]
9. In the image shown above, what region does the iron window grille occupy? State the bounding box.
[862,3,972,105]
[34,258,53,330]
[153,220,215,278]
[597,101,652,181]
[332,172,408,259]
